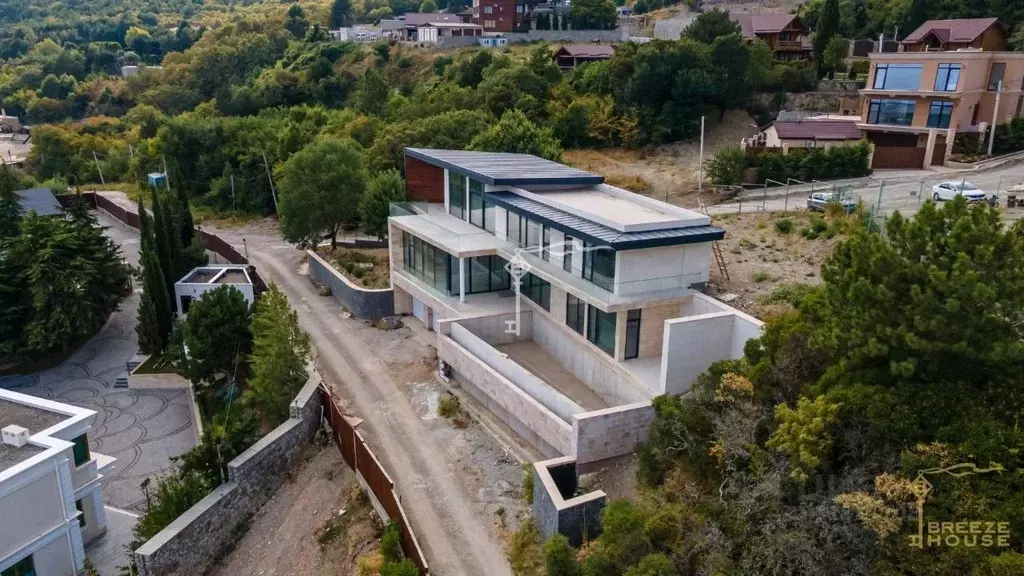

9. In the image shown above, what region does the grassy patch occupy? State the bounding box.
[604,172,651,193]
[774,218,794,234]
[739,238,756,250]
[134,352,178,374]
[758,282,815,306]
[522,463,535,504]
[506,520,545,576]
[752,270,771,283]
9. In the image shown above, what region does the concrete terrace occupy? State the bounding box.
[497,342,609,412]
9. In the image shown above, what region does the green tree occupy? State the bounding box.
[814,0,840,70]
[136,287,165,355]
[278,138,368,248]
[329,0,351,28]
[684,9,741,43]
[570,0,617,30]
[906,0,928,33]
[354,68,390,116]
[623,554,675,576]
[359,169,405,239]
[706,147,748,185]
[150,186,177,297]
[182,285,253,386]
[132,470,210,541]
[0,165,20,239]
[470,109,563,162]
[244,284,310,424]
[285,4,310,38]
[419,0,438,11]
[766,395,842,481]
[822,36,850,77]
[544,534,581,576]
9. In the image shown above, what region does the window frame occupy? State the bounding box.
[562,236,574,273]
[1,556,35,576]
[988,62,1006,91]
[934,63,961,92]
[624,309,641,360]
[586,304,616,356]
[72,434,90,467]
[448,174,467,220]
[582,243,616,292]
[872,63,922,91]
[927,100,953,129]
[566,294,585,335]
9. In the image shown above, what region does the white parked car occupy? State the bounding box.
[931,180,987,202]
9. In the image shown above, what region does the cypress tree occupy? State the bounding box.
[175,186,195,247]
[151,186,176,296]
[162,192,185,284]
[136,289,164,354]
[136,192,173,351]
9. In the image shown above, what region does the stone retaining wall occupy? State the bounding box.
[133,370,323,576]
[504,29,624,43]
[307,249,395,319]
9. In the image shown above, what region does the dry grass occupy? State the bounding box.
[316,247,391,289]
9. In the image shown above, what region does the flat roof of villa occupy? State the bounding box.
[0,398,69,434]
[487,191,724,249]
[406,148,604,186]
[0,442,45,473]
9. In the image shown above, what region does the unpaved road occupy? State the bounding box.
[99,192,516,576]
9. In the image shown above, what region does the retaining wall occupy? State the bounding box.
[505,29,624,43]
[439,334,572,457]
[133,371,323,576]
[449,323,584,423]
[572,402,655,467]
[660,311,763,396]
[306,250,395,319]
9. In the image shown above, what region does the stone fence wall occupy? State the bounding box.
[307,249,395,319]
[133,370,323,576]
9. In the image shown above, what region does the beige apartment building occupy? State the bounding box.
[857,19,1024,169]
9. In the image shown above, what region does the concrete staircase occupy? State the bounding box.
[114,352,146,388]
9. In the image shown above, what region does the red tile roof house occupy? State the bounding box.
[729,13,813,61]
[552,44,616,70]
[901,18,1006,52]
[751,119,864,150]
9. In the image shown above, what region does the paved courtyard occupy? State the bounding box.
[0,213,200,511]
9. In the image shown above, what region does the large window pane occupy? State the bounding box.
[469,257,490,293]
[448,255,460,294]
[484,202,496,232]
[867,99,916,126]
[873,64,922,90]
[563,236,574,273]
[469,179,484,228]
[449,175,466,219]
[989,63,1006,91]
[521,273,550,311]
[934,64,960,91]
[541,227,550,261]
[72,434,90,467]
[526,220,542,251]
[566,294,585,335]
[625,309,641,360]
[583,244,615,291]
[586,305,616,356]
[507,212,521,246]
[423,241,435,286]
[927,101,953,129]
[490,256,510,290]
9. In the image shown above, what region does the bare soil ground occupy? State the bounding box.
[707,210,858,317]
[211,446,383,576]
[563,110,759,208]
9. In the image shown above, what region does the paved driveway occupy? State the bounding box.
[0,213,200,511]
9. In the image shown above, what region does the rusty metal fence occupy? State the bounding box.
[320,386,430,575]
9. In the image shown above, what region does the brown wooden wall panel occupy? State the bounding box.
[405,156,444,203]
[872,146,926,169]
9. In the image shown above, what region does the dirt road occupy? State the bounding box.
[97,192,518,576]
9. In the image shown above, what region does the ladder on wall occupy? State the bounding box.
[697,197,730,282]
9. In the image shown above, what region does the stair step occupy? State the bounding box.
[114,372,130,388]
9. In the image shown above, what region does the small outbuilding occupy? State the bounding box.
[552,44,615,70]
[174,265,255,315]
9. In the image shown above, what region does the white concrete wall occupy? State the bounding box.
[659,310,764,396]
[450,323,585,423]
[439,335,573,455]
[572,402,655,466]
[456,312,532,346]
[681,292,727,317]
[614,243,712,296]
[0,464,66,559]
[531,310,651,406]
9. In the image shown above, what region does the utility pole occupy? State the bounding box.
[162,155,172,192]
[92,151,105,185]
[262,151,279,213]
[698,115,705,199]
[988,80,1003,156]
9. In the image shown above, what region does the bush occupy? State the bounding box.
[545,534,582,576]
[752,270,771,283]
[774,218,793,234]
[706,147,748,185]
[437,394,460,418]
[508,520,545,575]
[380,560,419,576]
[522,463,535,504]
[381,522,403,562]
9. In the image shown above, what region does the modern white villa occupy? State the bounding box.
[1,389,113,576]
[388,148,762,465]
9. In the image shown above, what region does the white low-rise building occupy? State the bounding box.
[389,148,763,464]
[1,389,114,576]
[174,265,255,315]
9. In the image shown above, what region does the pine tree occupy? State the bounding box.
[813,0,840,70]
[0,164,20,239]
[175,186,195,248]
[140,247,173,350]
[244,284,310,423]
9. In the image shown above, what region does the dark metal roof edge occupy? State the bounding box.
[491,176,605,186]
[486,191,725,249]
[405,148,497,185]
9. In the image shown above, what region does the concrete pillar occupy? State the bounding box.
[923,129,938,168]
[945,128,956,161]
[459,257,466,303]
[614,311,626,362]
